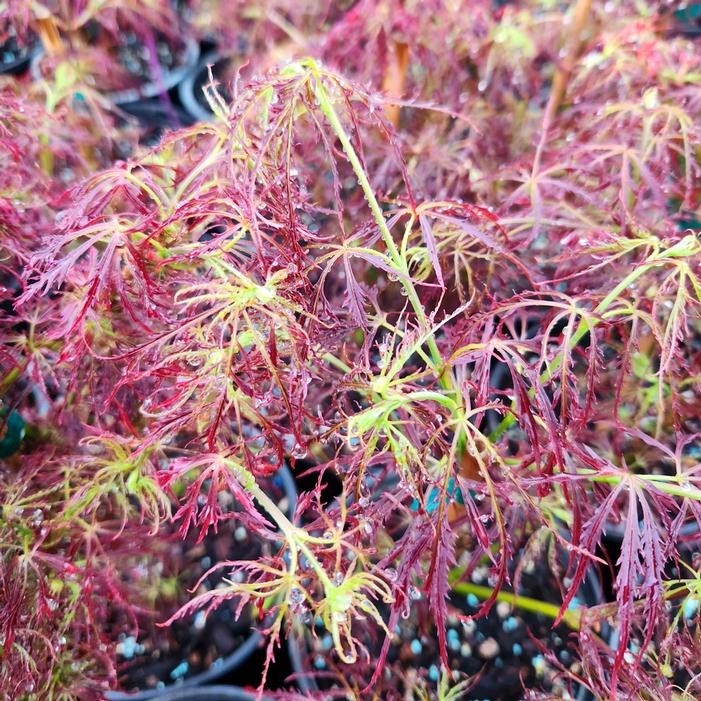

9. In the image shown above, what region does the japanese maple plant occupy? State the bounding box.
[3,0,701,699]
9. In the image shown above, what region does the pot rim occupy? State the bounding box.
[140,684,271,701]
[0,40,41,75]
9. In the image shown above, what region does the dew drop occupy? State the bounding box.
[291,443,308,459]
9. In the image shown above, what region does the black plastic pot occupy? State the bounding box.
[30,36,199,106]
[116,98,191,143]
[0,38,39,75]
[178,50,230,124]
[149,686,268,701]
[110,36,200,106]
[288,563,611,701]
[105,464,296,701]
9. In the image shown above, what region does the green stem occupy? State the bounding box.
[123,170,168,220]
[0,367,21,394]
[400,389,457,410]
[305,61,480,492]
[452,581,581,630]
[321,350,352,374]
[311,70,450,392]
[578,469,701,501]
[244,471,333,588]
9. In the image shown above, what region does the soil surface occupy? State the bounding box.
[116,32,181,85]
[390,561,585,700]
[114,473,291,692]
[115,520,260,692]
[305,557,592,700]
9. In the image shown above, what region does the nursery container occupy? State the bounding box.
[116,98,191,139]
[106,464,296,701]
[30,35,199,106]
[109,35,199,105]
[150,686,270,701]
[0,34,39,75]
